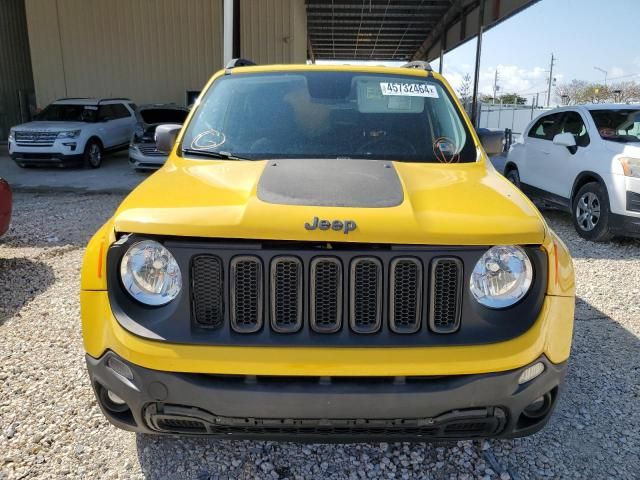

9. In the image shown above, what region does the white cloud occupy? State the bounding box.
[443,63,564,101]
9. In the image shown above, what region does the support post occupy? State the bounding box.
[470,0,485,128]
[223,0,234,65]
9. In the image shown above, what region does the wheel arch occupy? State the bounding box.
[504,161,518,174]
[570,171,608,203]
[85,135,104,150]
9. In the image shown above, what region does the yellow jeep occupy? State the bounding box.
[81,61,575,441]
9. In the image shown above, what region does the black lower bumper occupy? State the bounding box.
[86,352,566,442]
[11,152,84,167]
[610,213,640,238]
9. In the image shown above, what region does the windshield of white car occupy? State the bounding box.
[180,71,476,163]
[36,104,98,123]
[590,109,640,143]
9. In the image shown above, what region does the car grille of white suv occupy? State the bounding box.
[15,131,58,147]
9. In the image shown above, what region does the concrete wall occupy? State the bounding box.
[0,0,34,136]
[240,0,307,64]
[24,0,308,108]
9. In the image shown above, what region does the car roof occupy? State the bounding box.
[52,98,131,106]
[226,63,431,79]
[580,103,640,111]
[138,103,189,111]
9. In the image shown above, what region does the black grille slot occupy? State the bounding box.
[350,258,382,334]
[270,257,303,333]
[310,257,343,333]
[429,258,463,334]
[191,255,224,328]
[230,256,263,333]
[156,418,207,433]
[389,258,423,334]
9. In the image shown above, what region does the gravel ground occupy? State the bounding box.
[1,193,639,480]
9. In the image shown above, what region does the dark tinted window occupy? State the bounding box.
[139,108,189,125]
[560,112,590,147]
[528,113,563,140]
[112,103,131,119]
[590,109,640,143]
[98,105,115,121]
[181,71,476,163]
[36,104,97,122]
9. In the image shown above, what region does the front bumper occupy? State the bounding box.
[87,351,566,441]
[9,140,83,166]
[129,145,167,169]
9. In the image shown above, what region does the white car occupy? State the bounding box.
[8,98,137,168]
[505,104,640,241]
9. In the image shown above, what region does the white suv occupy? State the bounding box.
[8,98,137,168]
[505,104,640,241]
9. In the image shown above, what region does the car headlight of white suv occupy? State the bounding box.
[8,128,15,143]
[619,157,640,178]
[57,129,81,139]
[470,245,533,309]
[120,240,182,306]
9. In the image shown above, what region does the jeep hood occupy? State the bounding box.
[113,158,546,245]
[14,121,87,131]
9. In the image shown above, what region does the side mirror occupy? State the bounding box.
[476,128,504,156]
[155,124,182,154]
[552,132,576,148]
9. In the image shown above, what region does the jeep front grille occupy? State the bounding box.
[350,258,383,334]
[230,256,263,333]
[389,258,423,333]
[191,255,224,328]
[310,257,342,333]
[271,257,303,333]
[429,258,463,334]
[190,253,464,336]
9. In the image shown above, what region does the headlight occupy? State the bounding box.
[134,124,145,138]
[57,129,81,139]
[470,245,533,309]
[120,240,182,306]
[8,128,15,142]
[619,157,640,178]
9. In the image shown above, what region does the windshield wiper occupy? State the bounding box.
[181,148,250,160]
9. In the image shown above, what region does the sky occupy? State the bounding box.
[435,0,640,102]
[320,0,640,104]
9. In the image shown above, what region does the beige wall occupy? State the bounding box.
[25,0,224,107]
[240,0,307,64]
[24,0,308,108]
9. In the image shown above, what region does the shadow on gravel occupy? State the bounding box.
[132,297,639,479]
[0,257,55,325]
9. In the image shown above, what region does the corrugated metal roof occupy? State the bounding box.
[306,0,455,61]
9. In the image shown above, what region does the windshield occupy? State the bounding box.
[590,109,640,143]
[37,104,98,122]
[180,71,476,162]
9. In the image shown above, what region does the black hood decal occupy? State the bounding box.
[257,159,404,208]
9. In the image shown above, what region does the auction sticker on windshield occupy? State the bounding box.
[380,82,439,98]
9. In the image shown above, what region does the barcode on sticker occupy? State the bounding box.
[380,82,439,98]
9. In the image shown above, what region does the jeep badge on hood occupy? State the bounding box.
[305,217,357,234]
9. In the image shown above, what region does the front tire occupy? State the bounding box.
[572,182,612,242]
[84,139,103,169]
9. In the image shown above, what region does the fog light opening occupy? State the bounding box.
[97,385,130,414]
[107,390,126,405]
[518,362,545,385]
[522,392,552,419]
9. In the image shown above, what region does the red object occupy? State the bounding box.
[0,177,12,237]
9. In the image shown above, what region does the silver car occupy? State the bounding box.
[129,104,189,170]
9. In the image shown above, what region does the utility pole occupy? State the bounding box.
[492,69,499,104]
[546,53,555,107]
